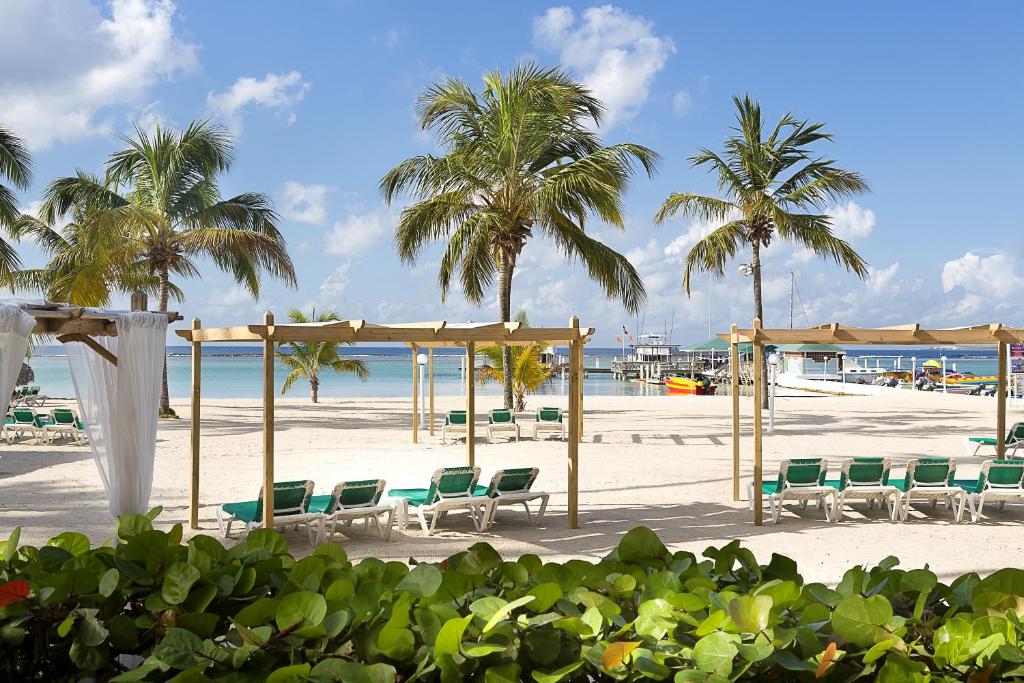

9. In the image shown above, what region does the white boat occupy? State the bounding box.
[841,357,887,383]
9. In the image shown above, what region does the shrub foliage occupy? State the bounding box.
[2,512,1024,681]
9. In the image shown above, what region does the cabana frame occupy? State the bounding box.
[723,321,1024,525]
[177,315,594,530]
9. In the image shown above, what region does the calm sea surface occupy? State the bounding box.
[25,345,1000,399]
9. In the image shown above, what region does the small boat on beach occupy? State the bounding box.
[665,376,717,395]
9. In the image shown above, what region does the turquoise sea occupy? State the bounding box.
[25,346,1001,400]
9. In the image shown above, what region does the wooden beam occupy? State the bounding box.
[997,341,1008,458]
[411,344,419,444]
[428,349,435,436]
[724,326,1024,346]
[730,324,740,502]
[56,333,118,366]
[262,311,276,529]
[466,341,475,467]
[190,318,201,529]
[568,333,581,529]
[752,319,764,526]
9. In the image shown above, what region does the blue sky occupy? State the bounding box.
[2,0,1023,344]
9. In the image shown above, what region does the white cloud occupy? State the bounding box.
[865,262,900,295]
[828,201,875,240]
[533,5,675,128]
[324,207,393,257]
[207,71,310,131]
[278,181,331,225]
[942,251,1024,300]
[0,0,198,148]
[672,90,692,115]
[663,211,742,258]
[373,29,401,48]
[318,261,351,304]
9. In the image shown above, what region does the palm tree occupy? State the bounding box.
[476,311,552,412]
[381,63,658,410]
[35,120,296,416]
[654,95,869,405]
[0,125,32,280]
[277,307,368,403]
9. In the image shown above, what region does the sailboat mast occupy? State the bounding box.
[790,272,795,330]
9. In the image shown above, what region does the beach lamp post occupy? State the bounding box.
[767,352,780,433]
[911,357,917,389]
[941,355,948,393]
[417,352,428,428]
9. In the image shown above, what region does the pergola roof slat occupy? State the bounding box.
[720,322,1024,345]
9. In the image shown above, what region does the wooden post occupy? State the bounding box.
[411,344,419,444]
[466,342,475,466]
[730,324,740,502]
[576,328,584,444]
[262,311,276,529]
[189,318,201,529]
[428,349,435,436]
[568,315,581,528]
[997,341,1008,458]
[752,318,764,526]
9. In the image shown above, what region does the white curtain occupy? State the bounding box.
[0,305,36,419]
[66,312,168,517]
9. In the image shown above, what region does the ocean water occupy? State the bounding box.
[24,345,1001,400]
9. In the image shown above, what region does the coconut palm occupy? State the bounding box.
[35,120,296,416]
[654,95,869,405]
[277,307,368,403]
[0,125,32,280]
[476,310,552,412]
[381,63,657,410]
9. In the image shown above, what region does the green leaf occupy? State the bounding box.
[152,628,202,669]
[617,527,668,563]
[161,562,201,605]
[831,595,895,647]
[462,641,509,657]
[310,659,397,683]
[434,616,472,658]
[727,594,772,633]
[484,663,522,683]
[531,660,584,683]
[116,513,153,540]
[49,532,91,556]
[877,653,930,682]
[692,631,739,675]
[267,663,312,682]
[395,563,442,597]
[99,568,120,598]
[0,527,20,561]
[484,595,535,632]
[78,610,109,647]
[276,591,328,631]
[527,583,562,612]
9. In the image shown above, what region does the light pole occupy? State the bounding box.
[911,356,917,390]
[941,355,948,393]
[767,352,780,433]
[417,352,428,428]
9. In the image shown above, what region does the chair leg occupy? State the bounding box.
[834,492,845,523]
[537,494,549,523]
[417,507,431,535]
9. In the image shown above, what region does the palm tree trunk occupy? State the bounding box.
[157,265,176,417]
[311,376,319,403]
[498,255,515,410]
[751,242,769,409]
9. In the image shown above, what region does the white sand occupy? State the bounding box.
[2,390,1022,584]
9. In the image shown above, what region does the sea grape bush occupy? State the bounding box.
[2,513,1024,682]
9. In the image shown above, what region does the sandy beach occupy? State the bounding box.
[2,390,1022,584]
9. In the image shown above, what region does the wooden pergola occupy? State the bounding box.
[176,314,594,530]
[723,321,1024,525]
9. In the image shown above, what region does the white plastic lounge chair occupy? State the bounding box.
[43,408,80,444]
[389,466,494,535]
[477,467,549,526]
[532,407,565,441]
[958,459,1024,522]
[313,479,395,541]
[965,422,1024,456]
[442,410,469,444]
[9,408,48,444]
[895,458,965,522]
[216,480,322,544]
[826,457,901,522]
[750,458,836,523]
[486,409,519,443]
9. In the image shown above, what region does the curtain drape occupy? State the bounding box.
[0,305,37,419]
[66,312,168,517]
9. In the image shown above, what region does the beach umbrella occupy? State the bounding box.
[17,362,34,386]
[922,360,941,369]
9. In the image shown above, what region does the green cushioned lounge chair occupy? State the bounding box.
[958,459,1024,522]
[826,457,900,522]
[389,466,493,535]
[1,414,14,445]
[533,407,565,441]
[216,480,321,544]
[749,458,835,523]
[442,410,469,444]
[475,467,549,526]
[10,408,46,444]
[486,409,519,443]
[312,479,395,541]
[966,422,1024,457]
[894,458,965,522]
[43,408,80,445]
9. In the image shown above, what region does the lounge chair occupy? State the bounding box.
[442,410,469,444]
[958,459,1024,522]
[476,467,549,526]
[532,407,565,441]
[389,466,494,535]
[1,414,14,444]
[43,408,81,445]
[965,422,1024,457]
[216,480,321,544]
[895,458,965,522]
[826,457,901,522]
[9,409,48,444]
[311,479,395,541]
[750,458,835,523]
[486,409,519,443]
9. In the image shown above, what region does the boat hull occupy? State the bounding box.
[665,376,715,395]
